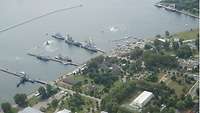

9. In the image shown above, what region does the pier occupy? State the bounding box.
[111,36,137,42]
[27,53,78,66]
[0,68,47,86]
[0,5,83,33]
[155,3,199,19]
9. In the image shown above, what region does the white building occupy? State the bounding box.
[130,91,154,109]
[18,107,43,113]
[56,109,71,113]
[101,111,108,113]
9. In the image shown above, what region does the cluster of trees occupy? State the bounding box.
[85,56,122,88]
[1,85,59,113]
[144,51,178,70]
[14,94,27,107]
[1,93,27,113]
[1,102,13,113]
[38,85,59,99]
[129,47,144,60]
[176,95,194,110]
[176,45,192,59]
[68,94,85,112]
[101,81,136,113]
[146,74,158,82]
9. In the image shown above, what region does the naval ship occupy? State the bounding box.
[52,33,65,40]
[54,54,72,62]
[82,40,98,52]
[65,34,82,47]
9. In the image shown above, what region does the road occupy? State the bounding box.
[32,83,101,110]
[187,80,199,98]
[33,90,66,109]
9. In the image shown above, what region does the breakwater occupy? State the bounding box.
[0,5,83,33]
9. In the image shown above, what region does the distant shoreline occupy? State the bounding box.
[154,3,199,19]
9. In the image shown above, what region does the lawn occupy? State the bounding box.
[11,107,19,113]
[173,28,199,40]
[166,79,185,97]
[165,75,195,97]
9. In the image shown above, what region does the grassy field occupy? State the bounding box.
[173,28,199,40]
[164,75,194,97]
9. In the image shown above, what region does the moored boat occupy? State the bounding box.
[52,33,65,40]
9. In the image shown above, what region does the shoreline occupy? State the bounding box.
[154,3,199,19]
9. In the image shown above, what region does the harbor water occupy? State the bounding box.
[0,0,198,103]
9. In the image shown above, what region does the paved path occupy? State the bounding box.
[187,80,199,97]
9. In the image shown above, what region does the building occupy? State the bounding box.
[101,111,108,113]
[18,107,43,113]
[56,109,71,113]
[130,91,154,109]
[60,76,81,88]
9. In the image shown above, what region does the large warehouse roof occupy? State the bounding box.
[130,91,154,108]
[18,107,43,113]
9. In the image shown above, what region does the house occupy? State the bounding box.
[18,107,43,113]
[130,91,154,109]
[56,109,71,113]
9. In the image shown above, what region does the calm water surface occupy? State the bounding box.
[0,0,198,103]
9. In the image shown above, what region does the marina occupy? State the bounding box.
[0,0,198,103]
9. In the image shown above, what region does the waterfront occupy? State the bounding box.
[0,0,198,103]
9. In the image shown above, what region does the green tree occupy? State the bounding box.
[68,94,85,112]
[184,95,193,108]
[129,47,143,60]
[144,51,178,70]
[146,75,158,82]
[195,38,199,51]
[38,86,48,99]
[144,43,152,50]
[165,31,170,37]
[196,88,199,96]
[46,84,57,97]
[51,99,58,108]
[176,45,192,59]
[14,93,27,107]
[161,107,175,113]
[176,100,185,109]
[1,102,12,113]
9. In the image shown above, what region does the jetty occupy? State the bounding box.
[0,5,83,33]
[0,68,47,87]
[27,53,78,66]
[154,3,199,19]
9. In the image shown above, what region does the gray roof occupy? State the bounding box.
[56,109,71,113]
[18,107,43,113]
